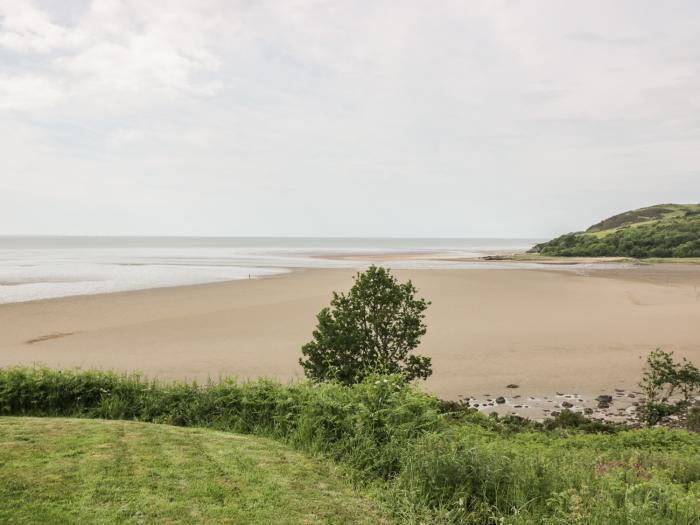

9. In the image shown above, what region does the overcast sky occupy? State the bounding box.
[1,0,699,237]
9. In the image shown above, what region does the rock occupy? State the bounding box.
[627,394,636,398]
[561,401,574,408]
[513,405,522,408]
[615,389,625,393]
[556,392,564,396]
[551,411,561,417]
[597,400,610,409]
[495,396,506,404]
[596,395,613,403]
[584,408,594,415]
[506,384,519,389]
[513,395,521,399]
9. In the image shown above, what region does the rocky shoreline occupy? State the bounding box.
[455,384,654,426]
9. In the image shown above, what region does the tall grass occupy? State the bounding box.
[1,366,699,524]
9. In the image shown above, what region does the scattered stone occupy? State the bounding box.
[627,394,636,398]
[513,395,521,399]
[513,405,522,408]
[615,389,625,393]
[506,384,519,389]
[495,396,506,404]
[561,401,574,408]
[556,392,564,396]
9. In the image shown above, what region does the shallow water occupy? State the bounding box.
[0,236,547,303]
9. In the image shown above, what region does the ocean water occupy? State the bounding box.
[0,236,543,304]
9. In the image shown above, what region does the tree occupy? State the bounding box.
[299,265,432,385]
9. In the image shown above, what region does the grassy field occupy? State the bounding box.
[2,368,700,524]
[0,417,388,525]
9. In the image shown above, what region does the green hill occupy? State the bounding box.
[531,203,700,257]
[0,417,387,525]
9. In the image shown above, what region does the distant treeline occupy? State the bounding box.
[532,218,700,258]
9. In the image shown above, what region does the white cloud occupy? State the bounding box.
[0,74,62,109]
[1,0,699,236]
[0,0,222,108]
[0,1,71,53]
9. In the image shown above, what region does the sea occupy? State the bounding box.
[0,236,545,304]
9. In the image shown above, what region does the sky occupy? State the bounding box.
[1,0,699,238]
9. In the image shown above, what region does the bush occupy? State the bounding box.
[299,265,432,384]
[544,409,618,433]
[689,406,700,433]
[639,349,700,427]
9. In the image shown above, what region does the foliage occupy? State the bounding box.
[299,265,432,385]
[689,407,700,433]
[531,205,700,257]
[543,409,619,433]
[639,348,700,427]
[0,417,388,524]
[2,367,700,524]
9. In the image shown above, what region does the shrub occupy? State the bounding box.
[639,349,700,427]
[689,406,700,433]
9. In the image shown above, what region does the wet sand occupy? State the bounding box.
[1,265,699,419]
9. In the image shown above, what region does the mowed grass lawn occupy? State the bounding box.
[0,417,389,525]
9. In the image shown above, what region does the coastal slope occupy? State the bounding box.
[531,203,700,257]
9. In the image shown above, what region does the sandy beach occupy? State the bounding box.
[2,264,700,419]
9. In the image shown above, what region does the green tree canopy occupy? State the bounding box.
[299,265,432,385]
